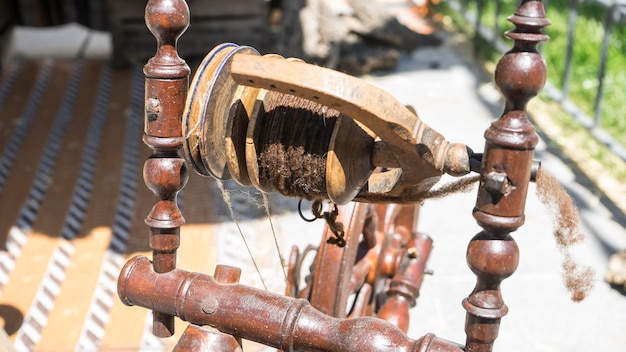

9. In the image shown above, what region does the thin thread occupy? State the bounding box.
[185,118,200,140]
[261,192,288,280]
[216,180,268,291]
[535,167,595,302]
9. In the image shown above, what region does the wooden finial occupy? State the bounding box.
[144,0,191,78]
[495,0,550,110]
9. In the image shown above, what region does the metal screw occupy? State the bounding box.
[146,98,161,121]
[484,171,510,197]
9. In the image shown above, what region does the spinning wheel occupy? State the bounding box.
[287,201,432,329]
[178,41,464,329]
[117,0,566,351]
[179,37,473,334]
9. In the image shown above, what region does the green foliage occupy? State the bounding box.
[435,0,626,146]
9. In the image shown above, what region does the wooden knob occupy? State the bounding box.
[145,0,189,47]
[144,0,190,78]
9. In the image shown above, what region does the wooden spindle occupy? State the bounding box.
[377,232,432,332]
[463,1,550,351]
[143,0,190,337]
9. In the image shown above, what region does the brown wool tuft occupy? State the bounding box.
[535,168,595,301]
[256,92,339,200]
[422,174,480,200]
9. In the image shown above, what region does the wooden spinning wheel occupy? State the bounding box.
[118,0,554,350]
[286,201,432,328]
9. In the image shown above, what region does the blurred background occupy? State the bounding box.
[0,0,625,351]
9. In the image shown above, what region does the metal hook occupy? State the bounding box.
[298,199,321,222]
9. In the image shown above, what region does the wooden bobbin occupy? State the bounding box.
[183,44,375,204]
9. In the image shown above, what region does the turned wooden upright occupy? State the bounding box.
[463,0,549,351]
[142,0,190,337]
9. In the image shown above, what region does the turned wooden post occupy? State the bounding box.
[463,1,549,351]
[143,0,190,337]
